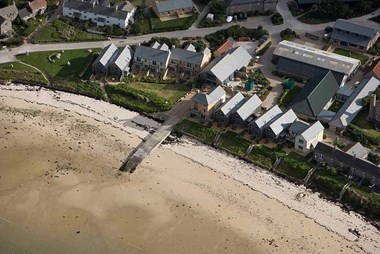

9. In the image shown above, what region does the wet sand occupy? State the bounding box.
[0,86,378,253]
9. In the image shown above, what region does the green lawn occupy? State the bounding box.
[174,119,218,144]
[126,82,189,104]
[310,168,348,198]
[279,86,301,107]
[150,15,197,31]
[31,19,105,44]
[328,101,344,113]
[275,152,313,181]
[247,145,277,169]
[17,49,99,79]
[0,62,47,84]
[217,131,252,157]
[333,48,370,64]
[352,110,380,143]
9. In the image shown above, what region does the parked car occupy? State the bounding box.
[226,16,233,23]
[255,56,260,63]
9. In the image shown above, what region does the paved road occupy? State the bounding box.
[120,91,193,173]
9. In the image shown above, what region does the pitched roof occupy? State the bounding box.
[112,45,132,71]
[63,0,134,20]
[289,120,310,136]
[314,142,380,178]
[370,58,380,80]
[215,37,235,55]
[336,85,354,98]
[343,142,369,159]
[266,109,298,136]
[0,4,18,21]
[299,121,324,141]
[93,43,119,68]
[290,71,340,117]
[29,0,47,11]
[333,19,378,38]
[154,0,193,13]
[234,94,262,121]
[330,76,380,129]
[134,45,171,63]
[253,105,282,130]
[273,40,360,76]
[193,86,225,106]
[170,48,205,65]
[218,92,245,117]
[185,43,196,52]
[205,46,251,83]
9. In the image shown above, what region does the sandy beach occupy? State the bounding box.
[0,84,379,254]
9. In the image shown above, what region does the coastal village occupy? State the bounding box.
[1,0,380,251]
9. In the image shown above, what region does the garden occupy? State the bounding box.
[31,19,105,44]
[217,131,252,157]
[174,119,218,144]
[333,48,370,64]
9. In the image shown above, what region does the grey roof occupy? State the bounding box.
[343,142,369,159]
[276,57,345,83]
[297,0,359,4]
[170,48,205,65]
[225,0,277,6]
[155,0,193,13]
[336,85,354,98]
[266,109,298,136]
[18,7,32,19]
[63,0,135,20]
[253,105,283,130]
[318,109,336,122]
[299,121,324,142]
[290,71,340,118]
[193,86,225,106]
[203,46,251,83]
[330,76,380,129]
[0,4,18,21]
[289,120,310,136]
[93,43,118,68]
[333,19,378,38]
[218,92,245,118]
[235,94,262,121]
[112,45,132,71]
[274,40,360,76]
[314,142,380,178]
[134,45,171,63]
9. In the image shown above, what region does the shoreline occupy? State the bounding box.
[1,83,379,253]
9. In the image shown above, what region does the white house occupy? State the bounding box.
[62,0,136,28]
[295,121,324,153]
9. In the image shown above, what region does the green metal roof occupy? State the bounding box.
[290,71,340,117]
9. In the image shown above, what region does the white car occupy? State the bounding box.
[255,56,260,63]
[226,16,233,23]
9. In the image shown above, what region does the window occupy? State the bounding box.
[298,145,303,150]
[298,139,304,144]
[136,57,141,62]
[153,61,157,65]
[186,63,192,68]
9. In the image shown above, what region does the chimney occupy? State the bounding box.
[369,94,377,120]
[115,4,119,11]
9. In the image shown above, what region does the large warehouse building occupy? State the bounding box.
[272,40,360,84]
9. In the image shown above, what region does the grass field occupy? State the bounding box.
[275,152,313,181]
[31,19,104,44]
[17,49,99,79]
[0,62,47,84]
[247,145,276,169]
[150,15,196,31]
[174,120,218,144]
[333,48,370,64]
[126,82,189,104]
[217,131,252,157]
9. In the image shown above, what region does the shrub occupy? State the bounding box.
[270,12,284,25]
[280,28,297,41]
[256,41,271,56]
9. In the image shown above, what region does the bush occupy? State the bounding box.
[280,28,297,41]
[0,36,24,47]
[105,84,172,113]
[270,12,284,25]
[344,124,380,147]
[332,139,346,149]
[367,153,380,165]
[256,41,271,56]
